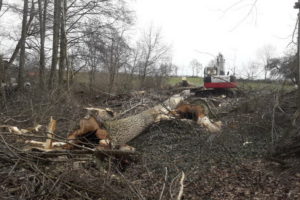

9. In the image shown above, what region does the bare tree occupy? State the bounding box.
[222,0,259,31]
[190,59,202,77]
[0,0,3,12]
[38,0,47,90]
[0,55,6,107]
[0,55,4,84]
[18,0,29,89]
[8,1,36,67]
[125,44,142,76]
[257,44,276,80]
[173,64,178,76]
[138,26,170,86]
[48,0,61,89]
[83,29,102,93]
[103,30,130,93]
[56,0,133,91]
[245,61,260,80]
[58,0,67,87]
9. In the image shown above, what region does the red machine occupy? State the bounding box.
[203,53,237,89]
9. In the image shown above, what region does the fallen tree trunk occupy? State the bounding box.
[104,94,185,145]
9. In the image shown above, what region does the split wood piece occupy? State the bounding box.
[0,124,42,134]
[45,116,57,149]
[64,116,111,150]
[25,140,66,148]
[172,103,222,133]
[0,125,23,134]
[197,116,222,133]
[84,107,115,121]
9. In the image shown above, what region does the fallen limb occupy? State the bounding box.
[21,148,136,157]
[72,91,222,146]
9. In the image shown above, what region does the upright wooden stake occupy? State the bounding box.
[45,116,57,149]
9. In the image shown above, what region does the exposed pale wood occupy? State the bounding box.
[25,140,66,148]
[45,117,57,149]
[105,94,186,145]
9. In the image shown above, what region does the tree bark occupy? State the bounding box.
[104,94,185,145]
[58,0,67,86]
[0,55,5,84]
[38,0,47,90]
[18,0,29,90]
[297,0,300,112]
[48,0,61,89]
[0,55,6,106]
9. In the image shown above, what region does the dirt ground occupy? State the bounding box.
[0,88,300,199]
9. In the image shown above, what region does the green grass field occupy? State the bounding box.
[73,71,293,93]
[167,77,203,86]
[237,79,294,92]
[167,76,294,92]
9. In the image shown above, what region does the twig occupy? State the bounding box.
[271,94,279,144]
[230,0,259,31]
[177,171,185,200]
[169,172,181,199]
[159,167,168,200]
[116,170,146,200]
[8,158,20,176]
[113,102,144,119]
[4,117,31,123]
[287,18,299,47]
[73,189,93,200]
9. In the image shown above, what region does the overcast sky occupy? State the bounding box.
[132,0,297,77]
[0,0,297,78]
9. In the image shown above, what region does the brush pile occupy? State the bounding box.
[0,88,300,199]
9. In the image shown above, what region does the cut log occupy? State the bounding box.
[66,91,221,149]
[104,94,186,145]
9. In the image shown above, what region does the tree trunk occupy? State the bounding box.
[104,94,185,145]
[0,55,6,107]
[18,0,29,90]
[89,64,96,93]
[38,0,47,90]
[48,0,61,89]
[264,66,267,81]
[0,0,3,12]
[297,0,300,112]
[0,55,5,84]
[58,0,67,86]
[8,2,36,68]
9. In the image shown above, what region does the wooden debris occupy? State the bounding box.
[25,140,66,148]
[105,93,187,145]
[45,116,57,149]
[197,116,222,133]
[0,124,42,134]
